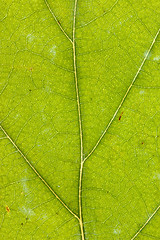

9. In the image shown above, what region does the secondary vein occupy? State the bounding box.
[131,204,160,240]
[0,124,79,221]
[44,0,73,44]
[84,28,160,163]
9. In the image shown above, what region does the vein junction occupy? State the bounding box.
[0,125,79,221]
[84,28,160,163]
[1,0,160,239]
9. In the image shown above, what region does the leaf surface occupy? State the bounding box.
[0,0,160,239]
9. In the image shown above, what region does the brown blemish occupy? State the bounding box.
[119,112,123,121]
[6,206,10,213]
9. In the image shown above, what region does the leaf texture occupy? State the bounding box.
[0,0,160,239]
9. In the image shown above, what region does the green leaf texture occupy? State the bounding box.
[1,0,160,239]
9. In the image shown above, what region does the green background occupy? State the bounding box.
[0,0,160,239]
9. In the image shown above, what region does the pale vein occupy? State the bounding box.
[44,0,73,44]
[84,28,160,163]
[131,204,160,240]
[0,125,79,220]
[72,0,85,239]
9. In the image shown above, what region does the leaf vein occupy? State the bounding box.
[44,0,73,44]
[72,0,85,239]
[84,28,160,163]
[131,204,160,240]
[0,124,79,221]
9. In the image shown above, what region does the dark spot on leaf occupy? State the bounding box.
[141,142,144,145]
[6,206,10,213]
[119,112,123,121]
[21,223,23,226]
[29,89,32,92]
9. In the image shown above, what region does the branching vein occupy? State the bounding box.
[2,1,160,239]
[0,125,79,221]
[43,0,85,238]
[44,0,73,44]
[84,28,160,163]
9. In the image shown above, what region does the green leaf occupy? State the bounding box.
[0,0,160,239]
